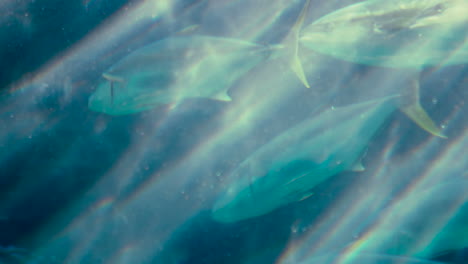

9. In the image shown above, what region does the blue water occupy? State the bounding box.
[0,0,467,263]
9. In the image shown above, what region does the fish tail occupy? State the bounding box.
[399,78,446,138]
[282,0,312,88]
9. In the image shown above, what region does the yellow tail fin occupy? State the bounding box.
[286,0,311,88]
[400,77,446,138]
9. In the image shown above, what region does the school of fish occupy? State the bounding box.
[87,0,467,262]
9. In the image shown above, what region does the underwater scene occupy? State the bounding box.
[0,0,467,263]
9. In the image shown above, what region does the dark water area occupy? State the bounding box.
[0,0,467,264]
[0,0,132,91]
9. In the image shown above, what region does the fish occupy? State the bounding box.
[296,0,463,138]
[212,95,400,223]
[300,0,468,68]
[88,35,274,115]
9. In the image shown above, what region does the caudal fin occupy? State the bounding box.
[399,77,446,138]
[285,0,311,88]
[401,102,446,138]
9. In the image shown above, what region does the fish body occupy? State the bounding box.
[88,35,272,115]
[300,0,468,68]
[212,96,399,223]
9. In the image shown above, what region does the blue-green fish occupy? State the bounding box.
[300,0,468,68]
[295,0,457,138]
[88,35,273,115]
[212,95,399,223]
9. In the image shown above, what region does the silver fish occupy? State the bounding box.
[212,95,399,223]
[300,0,468,68]
[88,35,273,115]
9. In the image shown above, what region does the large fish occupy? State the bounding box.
[300,0,468,68]
[212,95,399,223]
[295,0,463,138]
[88,35,274,115]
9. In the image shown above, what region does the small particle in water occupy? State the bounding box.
[432,98,438,104]
[291,226,298,233]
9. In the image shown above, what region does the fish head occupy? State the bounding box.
[211,163,264,223]
[88,74,122,114]
[300,0,468,67]
[88,68,176,115]
[212,160,325,223]
[300,2,378,59]
[211,186,256,223]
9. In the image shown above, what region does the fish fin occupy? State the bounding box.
[400,103,446,138]
[299,191,314,201]
[351,161,365,172]
[102,73,125,83]
[287,0,311,88]
[374,21,411,34]
[408,17,438,29]
[212,92,232,102]
[175,24,200,35]
[399,78,446,138]
[290,54,310,88]
[408,3,447,29]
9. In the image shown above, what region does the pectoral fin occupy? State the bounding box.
[408,16,439,29]
[175,24,200,35]
[102,73,125,83]
[299,191,314,201]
